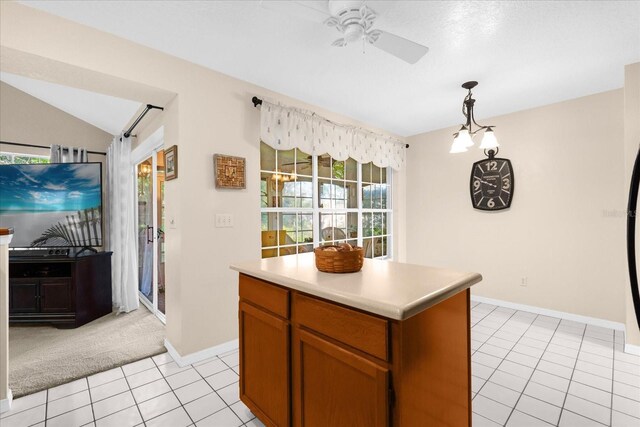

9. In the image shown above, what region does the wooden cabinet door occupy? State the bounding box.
[40,279,73,313]
[293,328,389,427]
[239,301,290,427]
[9,279,39,313]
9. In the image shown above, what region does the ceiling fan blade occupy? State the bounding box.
[370,30,429,64]
[259,0,331,24]
[282,161,311,166]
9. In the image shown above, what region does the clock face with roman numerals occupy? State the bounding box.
[470,157,514,211]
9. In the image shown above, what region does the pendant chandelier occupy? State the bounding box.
[450,81,499,154]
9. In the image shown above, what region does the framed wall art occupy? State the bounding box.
[165,145,178,181]
[214,154,246,189]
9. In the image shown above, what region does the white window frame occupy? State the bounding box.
[260,149,392,260]
[0,151,50,164]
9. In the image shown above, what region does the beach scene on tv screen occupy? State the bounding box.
[0,163,102,248]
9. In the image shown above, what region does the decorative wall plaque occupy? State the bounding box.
[214,154,246,189]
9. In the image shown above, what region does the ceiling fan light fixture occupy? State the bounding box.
[344,23,364,43]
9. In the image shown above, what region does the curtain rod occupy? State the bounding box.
[251,96,410,149]
[123,104,164,138]
[0,140,106,156]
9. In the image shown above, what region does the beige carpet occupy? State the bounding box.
[9,305,166,398]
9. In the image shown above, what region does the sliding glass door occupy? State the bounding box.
[137,156,154,306]
[136,148,166,322]
[156,150,166,316]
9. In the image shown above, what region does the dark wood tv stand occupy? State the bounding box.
[8,252,113,328]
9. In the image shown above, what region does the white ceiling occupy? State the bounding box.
[20,1,640,137]
[0,72,142,136]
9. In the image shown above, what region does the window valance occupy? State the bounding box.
[259,101,406,171]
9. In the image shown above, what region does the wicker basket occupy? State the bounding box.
[314,245,364,273]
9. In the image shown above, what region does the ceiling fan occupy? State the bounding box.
[260,0,429,64]
[282,154,331,169]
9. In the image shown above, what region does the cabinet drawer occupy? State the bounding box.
[293,293,389,361]
[239,274,289,319]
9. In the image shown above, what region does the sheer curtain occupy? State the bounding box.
[50,145,88,163]
[107,135,139,313]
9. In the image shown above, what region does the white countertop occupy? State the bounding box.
[230,253,482,320]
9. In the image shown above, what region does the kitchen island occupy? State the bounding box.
[230,253,482,427]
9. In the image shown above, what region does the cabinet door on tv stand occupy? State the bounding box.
[9,279,39,313]
[40,278,73,313]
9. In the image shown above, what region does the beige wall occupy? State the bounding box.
[0,81,112,162]
[624,63,640,346]
[406,90,628,324]
[0,2,406,356]
[0,81,114,250]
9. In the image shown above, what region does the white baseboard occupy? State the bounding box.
[470,295,640,355]
[625,343,640,356]
[164,338,239,367]
[471,295,626,331]
[471,295,625,331]
[0,389,13,414]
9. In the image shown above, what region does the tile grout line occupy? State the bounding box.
[41,396,94,424]
[119,365,147,427]
[118,354,219,426]
[514,327,630,426]
[471,303,500,326]
[470,304,504,358]
[471,307,523,401]
[189,354,245,425]
[501,314,562,426]
[473,339,579,375]
[153,355,199,426]
[44,388,48,427]
[85,377,96,426]
[557,322,588,425]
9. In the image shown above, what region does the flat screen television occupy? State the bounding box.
[0,162,103,248]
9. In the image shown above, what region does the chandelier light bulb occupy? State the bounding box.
[479,127,499,150]
[451,125,473,150]
[449,135,469,153]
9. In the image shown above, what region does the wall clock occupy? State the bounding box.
[470,151,514,211]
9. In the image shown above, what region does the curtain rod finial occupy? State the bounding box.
[252,96,262,108]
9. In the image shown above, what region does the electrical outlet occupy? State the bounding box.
[168,217,177,229]
[521,277,528,287]
[215,213,234,228]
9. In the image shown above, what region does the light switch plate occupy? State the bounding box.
[215,213,234,228]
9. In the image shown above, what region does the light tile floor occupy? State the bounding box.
[470,301,640,426]
[1,301,639,426]
[0,348,260,427]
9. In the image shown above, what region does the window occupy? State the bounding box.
[362,163,391,258]
[260,142,392,259]
[0,152,50,165]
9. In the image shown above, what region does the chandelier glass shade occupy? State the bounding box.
[450,81,499,153]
